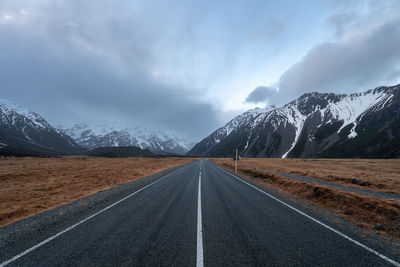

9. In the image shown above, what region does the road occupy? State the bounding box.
[1,159,399,266]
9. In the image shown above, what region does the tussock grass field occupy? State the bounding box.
[225,158,400,193]
[213,158,400,239]
[0,156,195,227]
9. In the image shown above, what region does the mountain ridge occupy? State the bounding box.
[61,124,195,155]
[0,99,85,156]
[187,84,400,158]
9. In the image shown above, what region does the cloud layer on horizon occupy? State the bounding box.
[246,86,277,105]
[278,16,400,103]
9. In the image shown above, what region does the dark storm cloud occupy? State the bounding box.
[0,1,222,140]
[246,86,277,104]
[278,17,400,103]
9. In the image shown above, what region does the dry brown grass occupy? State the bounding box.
[216,158,400,193]
[212,159,400,239]
[0,156,196,227]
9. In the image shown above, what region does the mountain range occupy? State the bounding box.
[0,99,194,156]
[188,84,400,158]
[61,125,195,155]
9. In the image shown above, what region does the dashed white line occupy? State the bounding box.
[216,165,400,267]
[0,165,188,267]
[196,162,204,267]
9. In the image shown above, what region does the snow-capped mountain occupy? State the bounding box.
[61,124,195,155]
[188,84,400,158]
[0,99,83,155]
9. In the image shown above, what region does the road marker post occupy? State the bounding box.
[234,149,238,174]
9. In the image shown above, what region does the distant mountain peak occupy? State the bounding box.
[0,99,50,129]
[0,99,83,156]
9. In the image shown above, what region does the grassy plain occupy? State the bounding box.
[0,156,195,227]
[221,158,400,193]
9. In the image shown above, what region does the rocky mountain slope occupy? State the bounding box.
[0,99,84,156]
[61,125,195,155]
[188,84,400,158]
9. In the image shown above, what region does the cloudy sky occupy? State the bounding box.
[1,0,400,141]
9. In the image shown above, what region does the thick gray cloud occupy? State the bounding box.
[278,17,400,103]
[246,86,277,104]
[0,1,223,141]
[0,28,220,140]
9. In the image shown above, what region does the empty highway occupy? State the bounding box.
[1,160,399,266]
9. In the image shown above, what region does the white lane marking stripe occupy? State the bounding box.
[196,166,204,267]
[0,165,189,267]
[215,165,400,267]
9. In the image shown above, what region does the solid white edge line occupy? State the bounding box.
[196,161,204,267]
[215,164,400,267]
[0,164,189,267]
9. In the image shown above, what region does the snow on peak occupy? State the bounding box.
[244,107,268,115]
[278,87,393,157]
[61,123,195,153]
[321,89,389,137]
[0,99,49,129]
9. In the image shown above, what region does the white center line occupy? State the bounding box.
[0,165,188,267]
[196,162,204,267]
[216,165,400,267]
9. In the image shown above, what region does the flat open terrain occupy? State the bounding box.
[220,158,400,193]
[212,158,400,239]
[0,156,195,227]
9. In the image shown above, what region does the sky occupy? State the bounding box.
[1,0,400,141]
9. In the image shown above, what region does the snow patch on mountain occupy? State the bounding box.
[322,90,387,137]
[0,99,49,129]
[280,104,307,158]
[61,124,195,155]
[0,99,83,154]
[215,107,272,142]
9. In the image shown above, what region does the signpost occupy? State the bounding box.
[235,149,238,174]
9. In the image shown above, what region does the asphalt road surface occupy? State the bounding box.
[1,159,399,266]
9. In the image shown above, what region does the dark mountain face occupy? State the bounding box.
[0,99,84,156]
[188,84,400,158]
